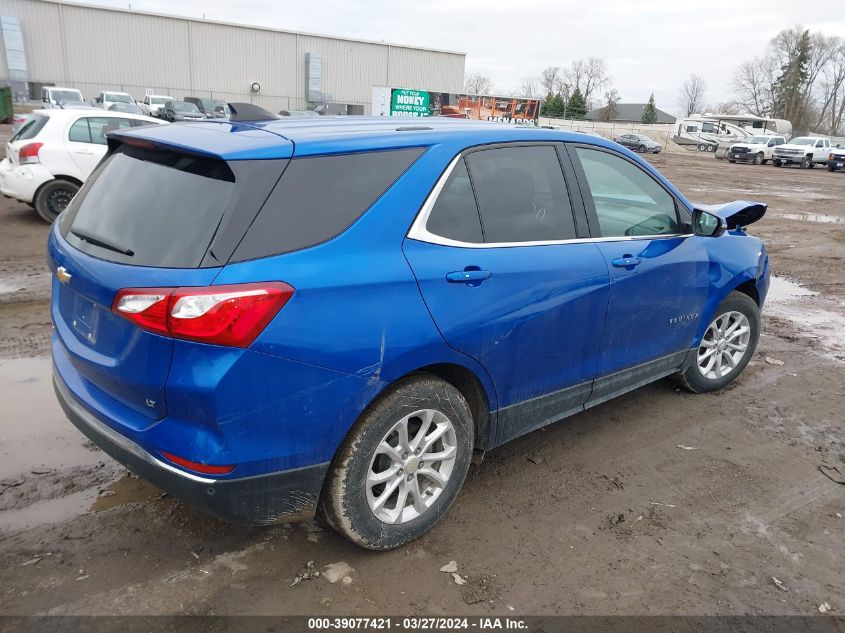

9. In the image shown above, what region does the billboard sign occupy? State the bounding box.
[373,87,541,125]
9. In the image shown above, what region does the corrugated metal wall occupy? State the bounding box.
[0,0,465,113]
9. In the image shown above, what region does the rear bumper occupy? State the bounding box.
[54,369,329,525]
[0,158,49,203]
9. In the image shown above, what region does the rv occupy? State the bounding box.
[673,114,792,157]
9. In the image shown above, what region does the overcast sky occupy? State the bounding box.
[91,0,845,113]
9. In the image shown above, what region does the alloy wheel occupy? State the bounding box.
[366,408,457,524]
[696,311,752,380]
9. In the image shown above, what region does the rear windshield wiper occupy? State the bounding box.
[70,229,135,257]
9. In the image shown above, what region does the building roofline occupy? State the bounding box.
[32,0,467,57]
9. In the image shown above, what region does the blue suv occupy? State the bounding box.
[49,110,769,549]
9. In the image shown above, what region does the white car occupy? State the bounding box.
[0,109,165,223]
[94,91,135,110]
[139,94,175,118]
[41,86,85,109]
[773,136,832,169]
[727,135,786,165]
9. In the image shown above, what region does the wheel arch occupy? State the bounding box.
[33,174,83,201]
[693,268,761,347]
[410,363,495,450]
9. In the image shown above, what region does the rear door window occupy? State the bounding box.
[60,146,237,268]
[68,117,135,145]
[233,148,425,261]
[464,145,577,243]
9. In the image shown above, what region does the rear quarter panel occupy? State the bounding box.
[213,142,500,436]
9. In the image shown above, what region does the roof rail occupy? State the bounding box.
[227,103,279,122]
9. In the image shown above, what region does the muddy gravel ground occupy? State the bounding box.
[0,150,842,617]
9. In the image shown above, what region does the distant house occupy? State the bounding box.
[586,103,676,124]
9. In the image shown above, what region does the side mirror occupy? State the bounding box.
[692,208,727,238]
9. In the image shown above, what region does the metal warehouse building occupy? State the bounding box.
[0,0,466,114]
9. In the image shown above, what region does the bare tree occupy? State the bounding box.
[564,58,609,102]
[597,88,621,122]
[678,74,707,116]
[540,67,563,97]
[518,76,540,98]
[815,40,845,134]
[732,56,777,116]
[464,72,494,95]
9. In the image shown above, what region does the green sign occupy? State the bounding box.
[390,89,430,117]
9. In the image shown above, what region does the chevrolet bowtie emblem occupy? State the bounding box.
[56,266,72,284]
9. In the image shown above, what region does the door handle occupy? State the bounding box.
[446,268,492,285]
[611,255,641,268]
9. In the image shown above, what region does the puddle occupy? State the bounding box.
[91,475,161,512]
[0,357,103,481]
[0,487,99,533]
[0,280,25,295]
[765,277,845,362]
[773,213,844,224]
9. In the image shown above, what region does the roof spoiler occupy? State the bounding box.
[227,102,278,122]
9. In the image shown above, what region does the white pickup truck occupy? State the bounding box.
[140,94,175,118]
[773,136,832,169]
[727,135,786,165]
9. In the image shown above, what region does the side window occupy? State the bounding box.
[465,145,577,243]
[816,140,824,148]
[233,148,425,261]
[425,159,483,243]
[575,148,680,238]
[68,119,92,143]
[87,117,134,145]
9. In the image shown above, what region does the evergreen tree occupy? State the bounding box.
[641,93,658,123]
[771,29,812,123]
[566,88,588,119]
[540,91,555,117]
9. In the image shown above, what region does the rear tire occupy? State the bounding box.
[33,179,79,223]
[321,375,474,550]
[676,291,760,394]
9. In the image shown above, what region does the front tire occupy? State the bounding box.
[33,179,79,223]
[773,159,783,167]
[677,291,760,394]
[637,144,647,153]
[321,375,474,550]
[753,152,764,165]
[801,156,812,169]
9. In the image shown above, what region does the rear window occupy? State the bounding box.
[60,146,236,268]
[11,114,48,142]
[232,148,425,261]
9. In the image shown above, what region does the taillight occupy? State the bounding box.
[19,142,43,165]
[112,282,294,347]
[159,450,235,475]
